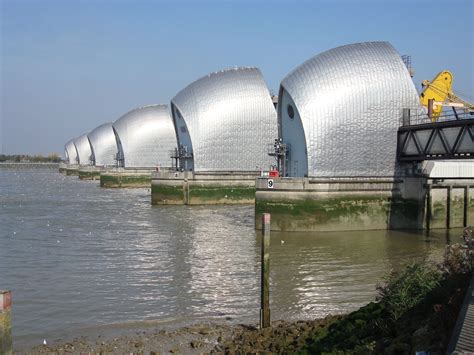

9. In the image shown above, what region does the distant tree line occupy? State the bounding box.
[0,153,62,163]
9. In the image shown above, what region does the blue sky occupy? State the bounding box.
[1,0,473,154]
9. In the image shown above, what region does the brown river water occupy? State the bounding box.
[0,166,462,349]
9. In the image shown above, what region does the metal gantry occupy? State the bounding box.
[397,112,474,161]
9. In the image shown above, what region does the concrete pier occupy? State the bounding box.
[255,176,474,232]
[100,169,153,188]
[151,171,258,205]
[65,165,79,176]
[58,162,68,174]
[426,179,474,230]
[78,166,102,180]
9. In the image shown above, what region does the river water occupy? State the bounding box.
[0,167,461,348]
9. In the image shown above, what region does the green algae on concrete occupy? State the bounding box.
[188,185,255,205]
[388,197,426,229]
[151,171,258,205]
[151,184,184,204]
[451,188,466,228]
[151,182,255,205]
[66,168,79,176]
[255,195,393,232]
[78,170,101,180]
[100,173,151,188]
[430,189,448,229]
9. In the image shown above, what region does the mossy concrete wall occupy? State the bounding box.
[65,165,79,176]
[426,180,474,229]
[151,171,258,205]
[59,163,68,174]
[255,177,474,232]
[255,177,423,232]
[78,166,101,180]
[100,169,152,188]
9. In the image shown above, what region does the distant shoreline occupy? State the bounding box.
[0,162,60,168]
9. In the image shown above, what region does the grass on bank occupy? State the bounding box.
[214,228,473,354]
[299,228,473,354]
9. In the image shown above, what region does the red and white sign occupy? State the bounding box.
[0,291,12,311]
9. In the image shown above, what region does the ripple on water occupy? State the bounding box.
[0,167,457,348]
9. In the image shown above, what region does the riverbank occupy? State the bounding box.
[23,257,472,354]
[21,272,470,354]
[19,318,333,354]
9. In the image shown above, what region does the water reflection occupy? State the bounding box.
[0,168,458,348]
[266,229,451,320]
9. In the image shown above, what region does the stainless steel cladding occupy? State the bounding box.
[171,67,278,172]
[112,105,177,169]
[87,123,117,167]
[279,41,421,178]
[73,134,93,166]
[65,140,78,165]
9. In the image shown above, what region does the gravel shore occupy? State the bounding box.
[19,316,338,354]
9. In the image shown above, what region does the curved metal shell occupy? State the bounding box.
[87,123,117,167]
[65,140,78,165]
[112,104,177,168]
[73,134,93,166]
[171,67,277,172]
[279,41,421,177]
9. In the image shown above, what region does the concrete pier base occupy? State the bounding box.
[151,171,258,205]
[78,166,102,180]
[65,165,79,176]
[100,169,153,188]
[58,163,68,174]
[426,179,474,230]
[255,177,474,232]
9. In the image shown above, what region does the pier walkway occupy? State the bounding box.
[448,274,474,353]
[397,112,474,162]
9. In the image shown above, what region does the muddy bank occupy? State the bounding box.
[19,317,338,354]
[21,273,470,355]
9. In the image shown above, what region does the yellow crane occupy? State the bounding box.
[420,70,474,121]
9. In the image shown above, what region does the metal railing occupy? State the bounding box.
[400,110,473,127]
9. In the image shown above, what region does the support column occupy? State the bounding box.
[426,185,432,230]
[447,186,452,229]
[464,186,470,227]
[260,213,271,328]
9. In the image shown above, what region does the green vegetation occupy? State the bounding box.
[298,227,473,354]
[388,197,424,223]
[215,228,473,354]
[377,263,441,322]
[0,153,62,163]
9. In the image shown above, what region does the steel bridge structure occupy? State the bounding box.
[397,111,474,161]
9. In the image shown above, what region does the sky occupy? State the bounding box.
[1,0,473,155]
